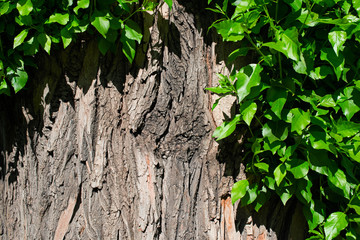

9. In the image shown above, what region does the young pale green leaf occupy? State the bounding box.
[328,29,347,56]
[16,0,33,16]
[231,179,249,204]
[235,64,262,102]
[74,0,89,14]
[324,212,348,240]
[164,0,173,10]
[124,20,143,44]
[240,101,257,126]
[13,29,28,48]
[48,13,70,25]
[287,108,311,134]
[91,16,110,38]
[213,115,241,140]
[205,86,233,95]
[254,162,269,172]
[37,33,51,54]
[274,164,286,186]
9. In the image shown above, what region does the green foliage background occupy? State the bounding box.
[207,0,360,239]
[0,0,172,95]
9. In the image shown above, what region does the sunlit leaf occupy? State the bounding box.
[231,179,249,204]
[324,212,348,240]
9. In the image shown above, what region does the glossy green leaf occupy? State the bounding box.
[309,126,331,152]
[120,33,136,63]
[74,0,89,14]
[329,29,347,56]
[205,86,233,94]
[48,13,70,25]
[214,19,245,42]
[274,164,286,186]
[7,63,28,93]
[13,29,28,48]
[91,16,110,38]
[267,87,287,119]
[353,0,360,16]
[287,108,311,134]
[348,195,360,215]
[124,20,143,44]
[284,0,302,11]
[304,200,326,230]
[231,179,249,204]
[324,212,348,240]
[0,78,11,96]
[335,118,360,137]
[288,159,309,179]
[320,48,345,80]
[16,0,33,16]
[241,183,258,206]
[339,99,360,120]
[37,33,51,54]
[228,48,249,62]
[60,27,72,49]
[235,64,262,102]
[319,94,336,108]
[254,162,269,172]
[328,168,351,199]
[263,27,300,61]
[240,101,257,126]
[213,115,241,140]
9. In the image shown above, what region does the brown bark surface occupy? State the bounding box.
[0,1,306,239]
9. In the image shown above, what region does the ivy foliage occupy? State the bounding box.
[0,0,172,96]
[208,0,360,238]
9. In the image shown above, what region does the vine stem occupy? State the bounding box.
[245,33,266,59]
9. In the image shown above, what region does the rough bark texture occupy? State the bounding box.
[0,1,306,239]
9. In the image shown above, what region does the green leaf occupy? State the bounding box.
[91,16,110,38]
[37,33,51,54]
[284,0,302,11]
[339,99,360,120]
[353,0,360,16]
[124,20,143,44]
[164,0,173,10]
[267,87,287,119]
[274,164,286,186]
[120,33,136,63]
[13,29,28,48]
[263,27,300,61]
[287,108,311,134]
[288,159,309,179]
[98,37,111,55]
[309,126,332,152]
[324,212,348,240]
[254,162,269,172]
[335,118,360,137]
[214,19,245,42]
[303,200,326,230]
[231,179,249,204]
[0,78,11,96]
[7,62,28,93]
[240,101,257,126]
[320,48,345,80]
[60,27,72,49]
[235,64,263,102]
[74,0,89,14]
[213,115,241,140]
[348,195,360,215]
[328,168,351,199]
[241,183,258,206]
[228,48,249,62]
[206,86,233,94]
[329,28,347,56]
[48,13,70,25]
[16,0,33,16]
[307,148,337,175]
[319,94,336,108]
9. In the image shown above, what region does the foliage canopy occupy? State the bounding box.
[207,0,360,238]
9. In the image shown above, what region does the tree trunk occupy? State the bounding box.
[0,1,306,239]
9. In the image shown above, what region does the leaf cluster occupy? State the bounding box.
[0,0,172,95]
[208,0,360,238]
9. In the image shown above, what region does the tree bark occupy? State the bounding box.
[0,1,306,239]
